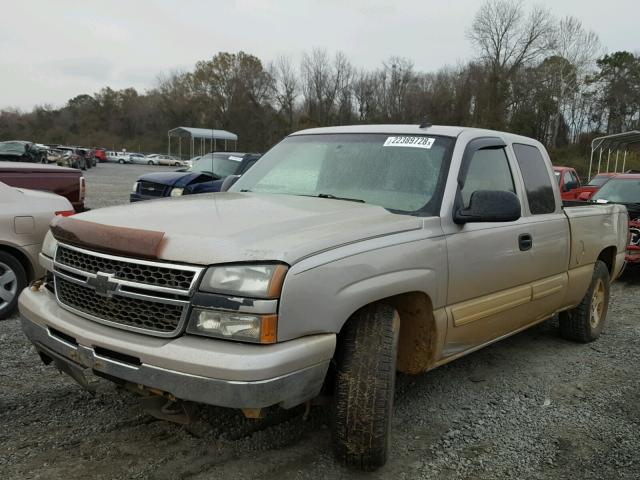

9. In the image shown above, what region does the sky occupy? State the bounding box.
[1,0,637,111]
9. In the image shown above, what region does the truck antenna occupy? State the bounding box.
[419,117,432,128]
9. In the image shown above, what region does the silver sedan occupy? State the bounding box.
[0,182,73,318]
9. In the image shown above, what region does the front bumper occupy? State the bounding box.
[19,287,335,409]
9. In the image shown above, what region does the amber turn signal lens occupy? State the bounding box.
[267,265,289,298]
[260,314,278,344]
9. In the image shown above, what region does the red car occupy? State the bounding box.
[588,173,640,265]
[0,162,86,212]
[94,148,108,163]
[553,166,616,201]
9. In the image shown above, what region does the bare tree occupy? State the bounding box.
[300,49,354,125]
[300,48,334,124]
[547,16,601,144]
[468,0,554,128]
[270,56,299,129]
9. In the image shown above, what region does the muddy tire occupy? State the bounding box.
[332,303,399,471]
[0,251,27,320]
[559,260,610,343]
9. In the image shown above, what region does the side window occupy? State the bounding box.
[563,171,573,188]
[512,144,556,214]
[571,171,580,186]
[461,148,515,208]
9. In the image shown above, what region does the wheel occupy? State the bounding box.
[0,252,28,320]
[173,162,181,166]
[148,160,154,165]
[118,159,124,164]
[86,158,92,169]
[559,260,610,343]
[332,303,399,471]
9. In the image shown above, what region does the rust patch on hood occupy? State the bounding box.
[51,216,165,259]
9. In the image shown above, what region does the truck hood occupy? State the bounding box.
[75,193,423,265]
[138,171,211,188]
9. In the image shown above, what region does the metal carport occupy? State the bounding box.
[168,127,238,160]
[588,131,640,180]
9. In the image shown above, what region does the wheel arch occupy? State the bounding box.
[597,246,616,276]
[338,291,443,374]
[0,244,35,281]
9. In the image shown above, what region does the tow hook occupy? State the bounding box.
[139,395,195,425]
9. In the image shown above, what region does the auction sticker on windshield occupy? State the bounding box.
[383,136,435,149]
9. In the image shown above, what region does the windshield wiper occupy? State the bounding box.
[315,193,365,203]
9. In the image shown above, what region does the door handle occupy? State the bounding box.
[519,233,533,251]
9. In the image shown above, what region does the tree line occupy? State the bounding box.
[1,1,639,174]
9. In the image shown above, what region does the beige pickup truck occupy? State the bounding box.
[19,125,628,470]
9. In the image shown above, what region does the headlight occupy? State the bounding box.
[170,187,184,197]
[42,230,58,258]
[200,264,288,298]
[187,309,277,343]
[132,181,139,192]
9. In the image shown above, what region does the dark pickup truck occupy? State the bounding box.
[130,152,260,202]
[0,162,86,212]
[0,140,46,163]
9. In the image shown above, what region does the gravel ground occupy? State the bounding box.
[1,163,639,479]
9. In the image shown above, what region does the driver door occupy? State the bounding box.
[443,139,535,356]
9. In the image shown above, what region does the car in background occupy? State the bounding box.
[553,166,616,201]
[106,151,131,164]
[0,181,74,318]
[94,148,108,163]
[73,147,95,169]
[126,153,148,165]
[55,146,87,170]
[146,154,184,166]
[0,141,47,163]
[589,173,640,265]
[130,152,260,202]
[0,162,86,212]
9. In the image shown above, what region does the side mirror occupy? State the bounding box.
[577,191,591,201]
[563,181,577,192]
[220,175,241,192]
[454,190,521,224]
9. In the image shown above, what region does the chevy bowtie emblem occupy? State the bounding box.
[87,272,117,297]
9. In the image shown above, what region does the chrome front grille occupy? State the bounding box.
[56,245,196,290]
[56,277,185,333]
[139,181,167,197]
[52,243,204,337]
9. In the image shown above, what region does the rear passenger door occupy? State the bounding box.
[510,143,570,320]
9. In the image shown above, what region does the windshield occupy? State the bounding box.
[587,174,612,187]
[553,170,561,184]
[591,178,640,204]
[230,133,454,215]
[190,154,241,177]
[0,142,27,155]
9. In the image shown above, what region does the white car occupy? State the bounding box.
[105,151,131,164]
[127,153,148,165]
[146,154,185,166]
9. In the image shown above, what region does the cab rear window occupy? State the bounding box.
[513,144,555,214]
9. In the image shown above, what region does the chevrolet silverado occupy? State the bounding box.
[19,125,628,470]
